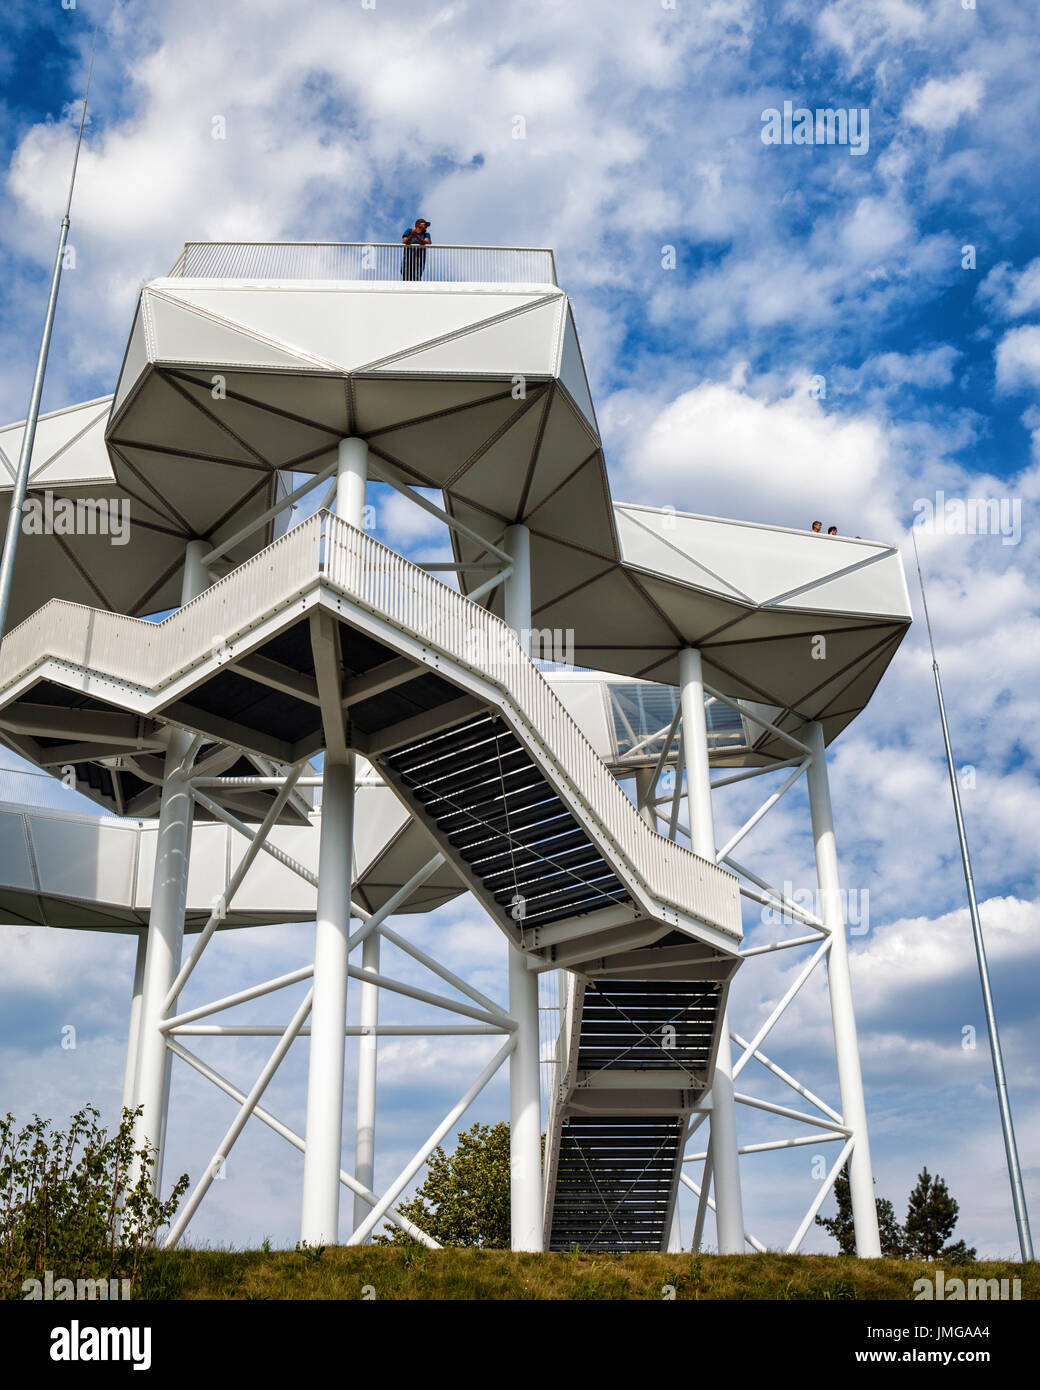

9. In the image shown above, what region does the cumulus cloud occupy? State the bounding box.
[613,373,897,537]
[859,345,960,389]
[902,71,985,132]
[979,258,1040,320]
[995,324,1040,392]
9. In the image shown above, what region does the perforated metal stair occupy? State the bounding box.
[543,974,726,1251]
[380,713,632,930]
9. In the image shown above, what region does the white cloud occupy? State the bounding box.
[902,71,985,133]
[862,345,960,388]
[995,324,1040,392]
[815,0,928,67]
[979,258,1040,320]
[614,374,896,537]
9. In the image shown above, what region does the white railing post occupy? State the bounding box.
[679,645,745,1255]
[805,720,882,1257]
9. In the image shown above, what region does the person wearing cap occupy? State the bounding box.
[401,218,432,280]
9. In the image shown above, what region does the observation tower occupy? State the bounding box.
[0,241,911,1254]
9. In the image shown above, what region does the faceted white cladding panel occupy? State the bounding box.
[0,773,577,922]
[0,398,115,490]
[31,814,138,907]
[557,305,597,432]
[145,293,315,371]
[113,309,150,415]
[545,675,614,763]
[383,297,563,377]
[615,504,911,621]
[352,783,411,877]
[140,281,562,375]
[0,809,36,891]
[0,788,426,923]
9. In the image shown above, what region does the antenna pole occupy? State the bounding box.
[911,530,1034,1262]
[0,26,98,645]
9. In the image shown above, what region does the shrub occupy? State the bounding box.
[0,1105,188,1299]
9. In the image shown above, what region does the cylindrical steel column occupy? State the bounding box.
[352,930,380,1235]
[805,720,882,1258]
[132,727,197,1190]
[503,522,543,1251]
[301,437,365,1245]
[120,932,148,1119]
[300,755,356,1244]
[337,436,368,527]
[633,766,657,829]
[679,646,745,1255]
[131,542,210,1189]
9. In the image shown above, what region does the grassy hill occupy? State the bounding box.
[135,1248,1039,1301]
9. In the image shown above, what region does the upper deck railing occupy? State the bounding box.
[166,242,558,285]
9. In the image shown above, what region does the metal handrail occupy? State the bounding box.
[164,241,558,286]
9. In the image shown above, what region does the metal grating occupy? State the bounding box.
[575,978,721,1074]
[383,713,632,928]
[607,681,747,762]
[548,1116,684,1251]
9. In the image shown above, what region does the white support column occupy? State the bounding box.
[679,646,745,1255]
[503,522,543,1252]
[805,721,882,1258]
[633,766,657,829]
[352,930,379,1235]
[345,434,374,1235]
[337,436,368,527]
[131,542,209,1190]
[348,435,378,1233]
[120,932,147,1118]
[181,538,209,603]
[301,437,365,1246]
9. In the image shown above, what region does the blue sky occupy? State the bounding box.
[0,0,1037,1257]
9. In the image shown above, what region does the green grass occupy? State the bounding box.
[132,1248,1040,1301]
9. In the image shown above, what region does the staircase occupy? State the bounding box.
[542,972,725,1250]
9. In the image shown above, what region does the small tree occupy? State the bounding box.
[816,1168,905,1256]
[0,1105,188,1298]
[377,1121,511,1248]
[903,1168,976,1262]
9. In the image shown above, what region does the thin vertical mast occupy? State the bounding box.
[911,529,1033,1262]
[0,25,98,645]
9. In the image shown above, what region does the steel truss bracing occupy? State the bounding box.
[629,687,883,1258]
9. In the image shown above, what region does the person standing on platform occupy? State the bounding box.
[401,219,432,280]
